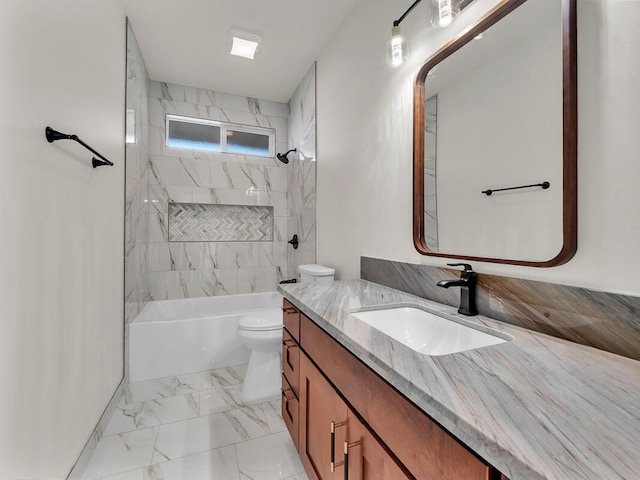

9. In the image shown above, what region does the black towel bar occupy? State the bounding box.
[482,181,550,196]
[45,126,114,168]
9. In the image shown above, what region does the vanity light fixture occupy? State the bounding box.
[230,30,261,60]
[430,0,460,28]
[386,25,407,67]
[386,0,422,68]
[387,0,469,67]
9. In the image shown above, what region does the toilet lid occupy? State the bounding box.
[299,264,335,275]
[238,308,283,331]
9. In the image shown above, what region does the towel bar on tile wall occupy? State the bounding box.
[482,181,550,196]
[45,126,114,168]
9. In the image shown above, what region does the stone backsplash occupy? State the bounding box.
[361,257,640,361]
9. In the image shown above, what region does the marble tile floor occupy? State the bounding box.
[81,364,307,480]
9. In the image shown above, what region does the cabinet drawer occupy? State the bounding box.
[282,329,300,397]
[300,314,492,480]
[282,374,299,450]
[282,299,300,341]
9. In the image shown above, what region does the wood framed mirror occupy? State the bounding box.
[413,0,576,266]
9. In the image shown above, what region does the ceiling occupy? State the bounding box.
[122,0,360,103]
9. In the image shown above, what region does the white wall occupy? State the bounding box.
[316,0,640,295]
[0,1,126,478]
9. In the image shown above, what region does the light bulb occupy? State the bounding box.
[386,26,407,68]
[430,0,460,28]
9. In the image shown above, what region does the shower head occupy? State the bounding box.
[276,148,297,164]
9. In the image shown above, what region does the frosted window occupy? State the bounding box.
[166,114,274,157]
[226,129,270,156]
[167,117,220,151]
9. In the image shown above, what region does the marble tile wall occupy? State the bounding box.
[424,95,438,250]
[146,80,290,299]
[286,64,317,279]
[361,256,640,361]
[124,22,151,325]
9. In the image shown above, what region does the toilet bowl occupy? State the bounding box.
[237,307,283,405]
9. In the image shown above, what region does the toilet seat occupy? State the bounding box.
[238,308,283,331]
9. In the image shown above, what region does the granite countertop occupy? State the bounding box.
[278,279,640,480]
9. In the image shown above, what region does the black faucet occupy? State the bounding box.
[437,263,478,316]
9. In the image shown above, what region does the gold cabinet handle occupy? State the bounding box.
[330,420,347,472]
[344,440,362,480]
[282,387,292,400]
[281,388,295,421]
[283,340,298,370]
[281,307,297,314]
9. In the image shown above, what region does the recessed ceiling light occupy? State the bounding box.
[230,31,260,60]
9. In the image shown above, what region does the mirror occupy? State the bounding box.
[413,0,576,266]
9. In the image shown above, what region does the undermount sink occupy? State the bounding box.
[351,307,508,356]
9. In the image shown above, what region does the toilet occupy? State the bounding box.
[237,307,283,405]
[298,264,335,282]
[237,264,334,405]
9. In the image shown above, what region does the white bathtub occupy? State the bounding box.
[129,292,283,382]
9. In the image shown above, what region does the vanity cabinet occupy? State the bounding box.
[282,300,497,480]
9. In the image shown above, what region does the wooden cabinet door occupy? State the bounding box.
[344,410,411,480]
[299,353,410,480]
[300,353,348,480]
[282,328,300,397]
[282,374,299,450]
[282,299,300,341]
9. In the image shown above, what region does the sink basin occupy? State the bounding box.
[351,307,508,356]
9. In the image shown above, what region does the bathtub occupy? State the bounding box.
[129,292,283,382]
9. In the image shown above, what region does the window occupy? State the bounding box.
[166,115,220,151]
[166,114,275,157]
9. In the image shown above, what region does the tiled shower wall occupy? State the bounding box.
[286,64,317,279]
[146,81,291,299]
[424,95,438,251]
[124,23,150,325]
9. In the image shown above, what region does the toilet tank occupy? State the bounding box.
[298,264,335,283]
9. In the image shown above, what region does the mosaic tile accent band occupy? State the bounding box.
[169,203,273,242]
[361,256,640,361]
